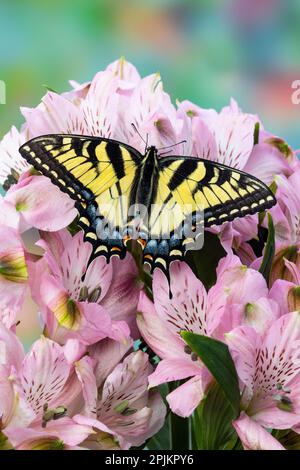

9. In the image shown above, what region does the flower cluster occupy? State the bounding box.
[0,58,299,450]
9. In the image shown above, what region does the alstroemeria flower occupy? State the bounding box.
[0,333,100,446]
[211,254,280,334]
[4,417,94,450]
[4,175,77,233]
[0,126,30,191]
[270,169,300,249]
[28,230,134,345]
[21,58,140,140]
[137,261,228,417]
[76,348,166,449]
[0,226,28,314]
[226,312,300,431]
[269,258,300,315]
[138,254,281,417]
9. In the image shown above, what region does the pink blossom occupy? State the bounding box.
[76,347,166,449]
[4,175,77,233]
[270,169,300,248]
[138,254,281,417]
[0,126,30,189]
[137,261,227,417]
[226,312,300,430]
[28,230,137,344]
[0,226,28,315]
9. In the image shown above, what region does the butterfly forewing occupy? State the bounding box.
[159,156,276,226]
[19,134,142,261]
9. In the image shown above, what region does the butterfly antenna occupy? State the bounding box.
[131,123,147,146]
[157,140,187,151]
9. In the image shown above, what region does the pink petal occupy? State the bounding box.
[5,175,77,231]
[88,338,132,387]
[202,99,257,169]
[137,291,184,360]
[192,117,218,160]
[148,358,202,388]
[75,356,98,418]
[0,225,28,312]
[63,339,86,364]
[0,125,29,186]
[0,321,24,370]
[5,416,93,448]
[153,261,211,337]
[20,337,71,416]
[167,372,212,417]
[21,91,86,136]
[100,254,141,338]
[244,143,292,185]
[233,413,285,450]
[225,325,260,397]
[0,368,15,428]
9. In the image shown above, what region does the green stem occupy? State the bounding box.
[168,382,190,450]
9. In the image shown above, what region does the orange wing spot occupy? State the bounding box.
[137,238,147,249]
[111,246,122,252]
[144,254,153,261]
[123,235,131,246]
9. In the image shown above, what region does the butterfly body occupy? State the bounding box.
[19,134,276,274]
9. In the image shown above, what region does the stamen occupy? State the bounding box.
[191,352,198,362]
[78,285,89,301]
[88,286,102,303]
[184,345,192,355]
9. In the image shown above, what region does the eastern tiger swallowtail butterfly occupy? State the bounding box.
[19,134,276,274]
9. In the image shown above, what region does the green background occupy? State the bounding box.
[0,0,300,147]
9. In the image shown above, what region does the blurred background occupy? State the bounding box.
[0,0,299,346]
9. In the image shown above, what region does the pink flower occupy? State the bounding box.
[137,261,227,417]
[269,258,300,315]
[76,346,166,449]
[4,175,77,233]
[0,126,30,190]
[28,230,136,344]
[21,58,191,157]
[226,312,300,432]
[0,332,95,448]
[4,418,94,450]
[270,169,300,248]
[138,254,281,417]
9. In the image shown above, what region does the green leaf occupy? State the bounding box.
[274,429,300,450]
[259,213,275,284]
[181,332,240,417]
[193,382,238,450]
[185,232,226,290]
[0,431,13,450]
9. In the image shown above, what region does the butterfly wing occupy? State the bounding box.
[19,134,142,261]
[142,155,276,273]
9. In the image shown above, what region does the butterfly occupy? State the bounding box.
[19,134,276,274]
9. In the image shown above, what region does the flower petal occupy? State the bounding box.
[233,413,285,450]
